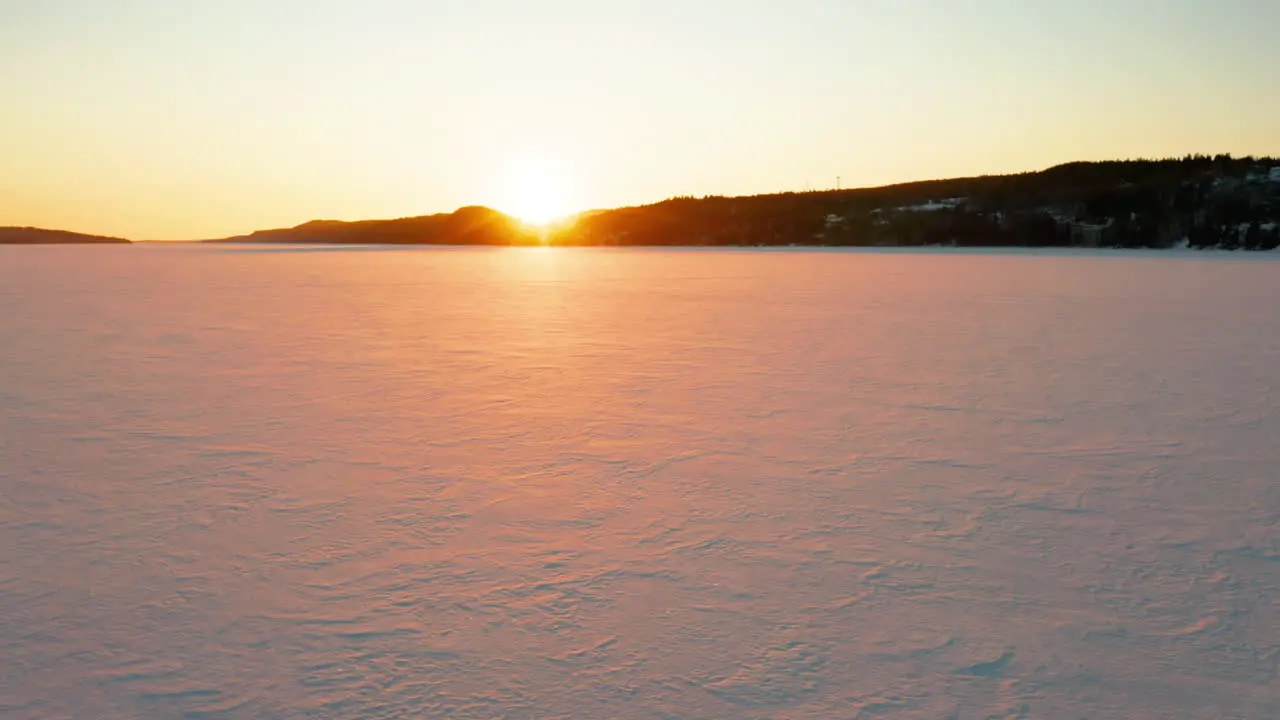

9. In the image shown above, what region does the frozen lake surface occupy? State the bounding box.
[2,244,1279,719]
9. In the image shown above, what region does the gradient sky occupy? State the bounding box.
[2,0,1278,239]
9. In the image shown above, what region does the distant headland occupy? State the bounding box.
[8,156,1280,249]
[0,227,130,244]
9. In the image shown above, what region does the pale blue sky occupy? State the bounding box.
[2,0,1278,238]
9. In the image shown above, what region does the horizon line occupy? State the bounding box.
[9,152,1278,243]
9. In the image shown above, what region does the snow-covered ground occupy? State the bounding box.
[1,244,1278,719]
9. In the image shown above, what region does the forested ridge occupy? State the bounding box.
[201,155,1280,250]
[553,155,1280,249]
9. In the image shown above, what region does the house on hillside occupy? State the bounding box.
[1046,202,1086,224]
[1070,220,1112,247]
[893,197,967,213]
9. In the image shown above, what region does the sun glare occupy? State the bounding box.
[502,151,579,227]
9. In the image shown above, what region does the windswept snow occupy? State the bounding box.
[1,244,1278,719]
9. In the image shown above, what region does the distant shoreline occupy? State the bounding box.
[0,227,129,244]
[7,239,1279,256]
[10,155,1280,250]
[6,239,1275,252]
[196,242,1280,256]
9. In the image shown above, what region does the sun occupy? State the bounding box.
[501,151,578,227]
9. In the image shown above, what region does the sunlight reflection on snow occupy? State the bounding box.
[1,245,1278,719]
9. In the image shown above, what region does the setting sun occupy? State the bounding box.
[501,151,579,226]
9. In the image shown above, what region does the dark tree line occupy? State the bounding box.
[552,155,1280,250]
[203,155,1280,250]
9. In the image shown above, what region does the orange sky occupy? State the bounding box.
[3,0,1279,240]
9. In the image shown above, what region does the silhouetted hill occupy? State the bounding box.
[201,155,1280,250]
[0,227,130,244]
[209,206,540,246]
[549,155,1280,250]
